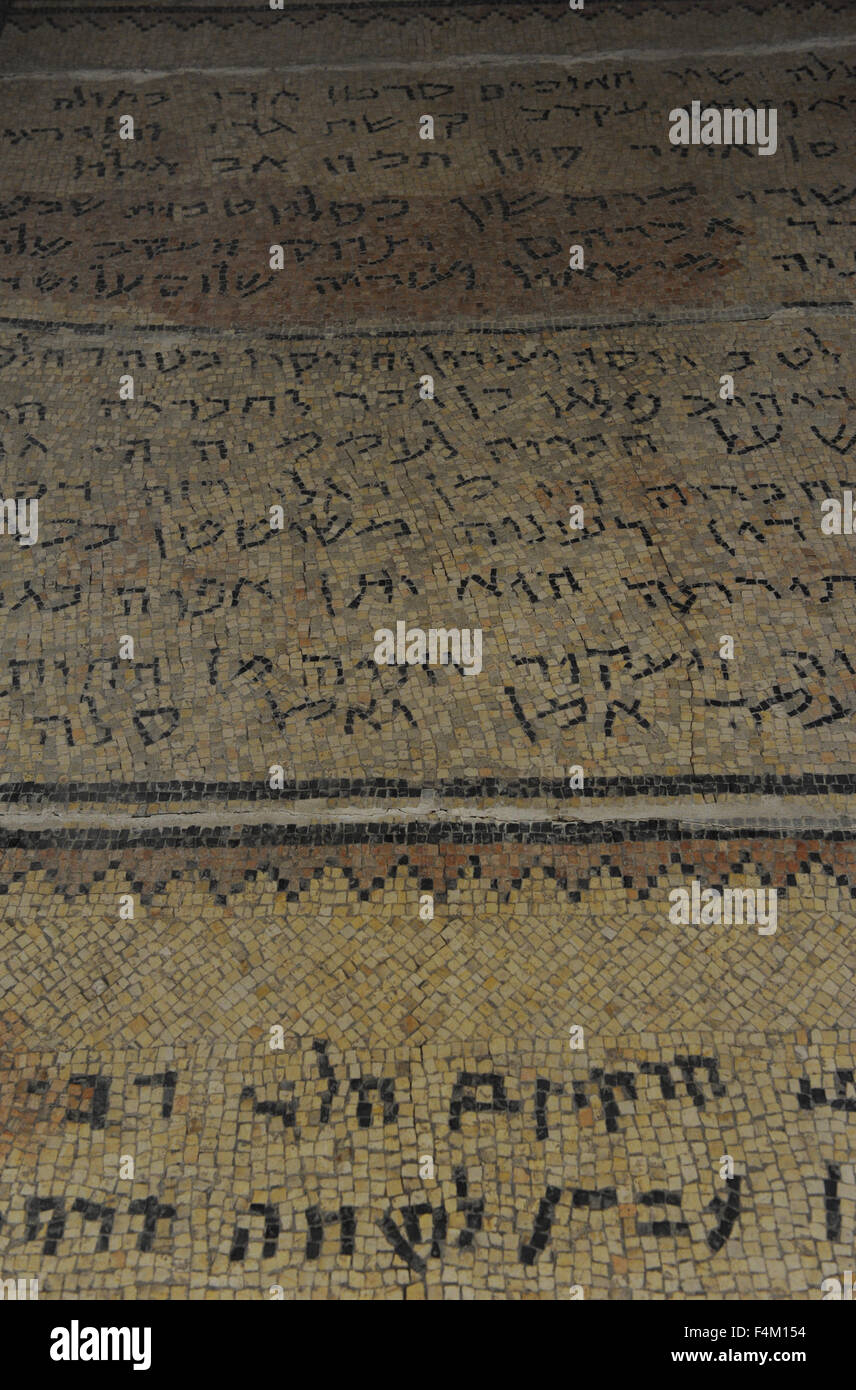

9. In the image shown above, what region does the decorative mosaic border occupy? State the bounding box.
[0,819,851,848]
[2,772,856,804]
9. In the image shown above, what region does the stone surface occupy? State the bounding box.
[0,55,852,330]
[0,0,854,1301]
[0,317,854,785]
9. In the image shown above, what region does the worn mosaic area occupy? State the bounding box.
[7,0,855,71]
[0,51,853,329]
[1,833,855,1297]
[1,0,855,1301]
[0,315,854,783]
[2,1036,855,1300]
[1,836,855,1049]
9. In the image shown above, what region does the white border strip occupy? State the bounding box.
[2,34,855,80]
[0,796,851,831]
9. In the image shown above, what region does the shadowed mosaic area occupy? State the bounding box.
[1,51,852,329]
[0,0,855,1300]
[6,0,856,75]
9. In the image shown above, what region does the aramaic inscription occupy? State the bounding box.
[0,317,853,781]
[1,55,854,328]
[0,1039,852,1297]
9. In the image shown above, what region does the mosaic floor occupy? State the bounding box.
[0,0,855,1300]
